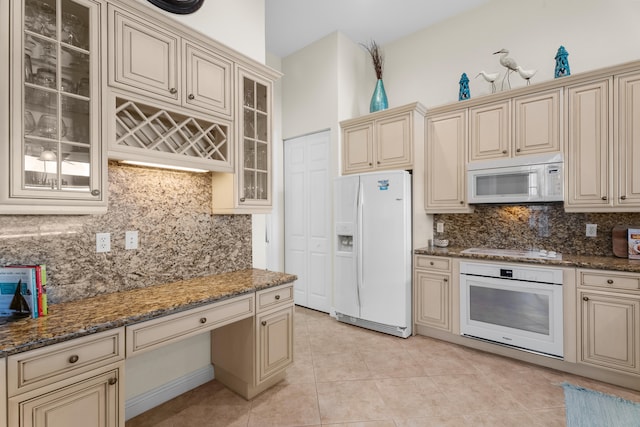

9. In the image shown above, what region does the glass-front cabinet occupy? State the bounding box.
[239,68,271,207]
[1,0,105,214]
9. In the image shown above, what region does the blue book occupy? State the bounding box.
[0,267,39,318]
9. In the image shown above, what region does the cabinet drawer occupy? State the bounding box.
[126,293,254,356]
[579,270,640,291]
[257,283,294,313]
[7,328,124,397]
[415,255,451,272]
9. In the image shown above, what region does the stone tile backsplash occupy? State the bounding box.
[0,161,251,303]
[434,203,640,257]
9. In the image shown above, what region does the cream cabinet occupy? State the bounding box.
[211,66,279,213]
[212,283,294,399]
[577,269,640,376]
[109,5,232,118]
[7,328,125,427]
[469,89,560,162]
[340,102,426,175]
[425,109,472,213]
[1,357,6,427]
[565,70,640,211]
[0,0,107,215]
[414,255,452,332]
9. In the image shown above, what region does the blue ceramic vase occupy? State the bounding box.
[370,79,388,112]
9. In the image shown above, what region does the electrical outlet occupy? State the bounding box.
[586,224,597,237]
[96,233,110,252]
[125,230,138,250]
[436,222,444,233]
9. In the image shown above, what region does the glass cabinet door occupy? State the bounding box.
[239,69,271,205]
[15,0,101,201]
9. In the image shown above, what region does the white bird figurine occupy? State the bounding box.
[476,71,500,93]
[493,48,518,90]
[515,66,537,85]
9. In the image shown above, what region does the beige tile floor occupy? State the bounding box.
[127,306,640,427]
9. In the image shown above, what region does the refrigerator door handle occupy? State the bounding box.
[356,179,364,310]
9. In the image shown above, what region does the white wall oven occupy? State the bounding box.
[460,261,564,358]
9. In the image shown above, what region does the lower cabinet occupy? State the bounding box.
[414,255,452,332]
[1,357,6,427]
[211,283,294,399]
[8,363,123,427]
[577,269,640,376]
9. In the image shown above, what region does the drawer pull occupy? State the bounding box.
[621,195,627,200]
[607,279,614,284]
[601,196,607,201]
[199,317,207,324]
[583,296,589,301]
[430,261,434,266]
[275,295,281,300]
[169,88,177,94]
[261,320,267,326]
[502,150,507,154]
[68,355,79,364]
[108,377,118,386]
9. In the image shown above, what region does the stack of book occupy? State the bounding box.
[0,265,47,318]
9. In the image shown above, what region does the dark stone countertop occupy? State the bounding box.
[414,246,640,273]
[0,269,297,357]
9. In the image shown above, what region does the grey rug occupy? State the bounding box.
[563,382,640,427]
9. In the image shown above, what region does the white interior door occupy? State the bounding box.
[284,131,331,312]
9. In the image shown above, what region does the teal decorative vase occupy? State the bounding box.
[369,79,388,112]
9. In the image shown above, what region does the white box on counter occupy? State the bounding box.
[628,228,640,259]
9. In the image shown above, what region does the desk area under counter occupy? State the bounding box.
[413,247,640,392]
[0,269,296,427]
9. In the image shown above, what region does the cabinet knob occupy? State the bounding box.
[169,88,177,94]
[429,261,434,265]
[621,195,627,200]
[240,197,246,202]
[502,150,507,154]
[601,196,607,201]
[459,200,464,205]
[377,161,380,164]
[68,355,79,364]
[443,278,448,282]
[607,279,614,284]
[369,163,372,166]
[199,317,207,324]
[91,189,100,196]
[516,148,521,152]
[261,320,267,326]
[583,296,589,301]
[275,294,281,300]
[188,93,195,100]
[108,377,118,386]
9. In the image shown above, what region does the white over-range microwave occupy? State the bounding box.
[467,153,564,204]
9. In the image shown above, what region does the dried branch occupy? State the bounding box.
[361,40,384,80]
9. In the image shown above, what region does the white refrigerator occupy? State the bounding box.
[333,170,412,338]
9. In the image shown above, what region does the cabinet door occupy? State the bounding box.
[110,6,180,103]
[342,122,374,174]
[256,306,294,384]
[425,110,470,213]
[579,291,640,375]
[414,270,451,331]
[514,89,561,156]
[616,71,640,207]
[2,0,106,214]
[469,100,510,161]
[565,79,612,210]
[9,366,121,427]
[238,67,272,208]
[183,42,232,117]
[1,357,6,427]
[376,112,412,169]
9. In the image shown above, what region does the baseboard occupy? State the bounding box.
[125,365,215,421]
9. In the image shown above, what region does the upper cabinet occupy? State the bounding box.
[340,103,426,175]
[211,66,279,214]
[565,68,640,212]
[469,89,560,162]
[0,0,107,214]
[425,109,472,213]
[109,5,232,118]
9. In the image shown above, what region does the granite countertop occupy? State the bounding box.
[415,246,640,273]
[0,268,297,358]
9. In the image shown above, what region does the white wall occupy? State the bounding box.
[132,0,265,62]
[383,0,640,109]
